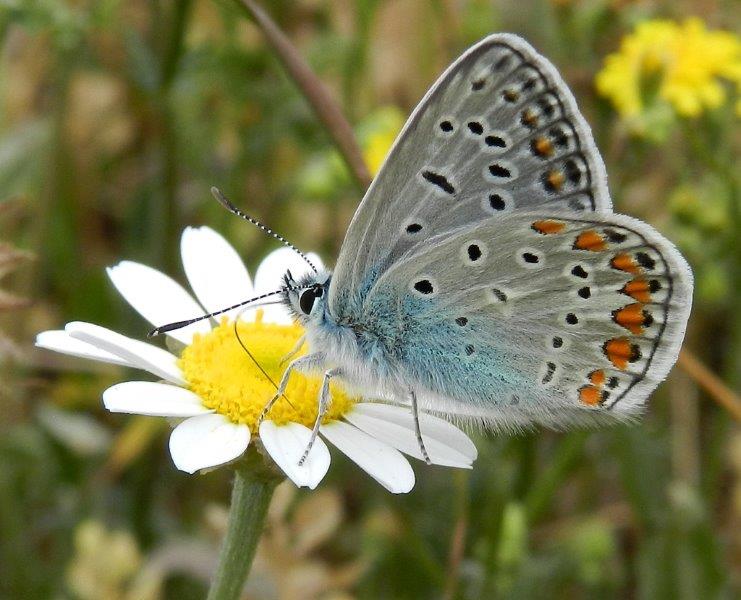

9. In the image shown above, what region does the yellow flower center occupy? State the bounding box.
[178,313,356,434]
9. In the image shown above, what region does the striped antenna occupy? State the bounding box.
[211,187,318,273]
[147,284,309,337]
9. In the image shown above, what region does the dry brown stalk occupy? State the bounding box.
[678,349,741,422]
[233,0,372,190]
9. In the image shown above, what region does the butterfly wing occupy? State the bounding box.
[352,213,691,428]
[330,33,610,315]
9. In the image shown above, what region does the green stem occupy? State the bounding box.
[161,0,193,90]
[207,466,280,600]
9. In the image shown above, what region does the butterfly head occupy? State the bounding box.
[282,269,331,324]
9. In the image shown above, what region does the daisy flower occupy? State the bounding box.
[36,226,477,493]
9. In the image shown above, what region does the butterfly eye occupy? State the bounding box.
[299,289,316,315]
[299,286,323,315]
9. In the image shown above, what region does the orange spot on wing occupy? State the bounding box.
[546,170,565,191]
[621,278,652,303]
[531,219,566,235]
[521,109,539,128]
[612,303,646,335]
[579,385,604,406]
[533,136,554,157]
[603,337,641,370]
[574,230,607,251]
[611,253,639,273]
[589,369,606,386]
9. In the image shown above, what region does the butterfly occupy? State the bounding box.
[156,34,693,464]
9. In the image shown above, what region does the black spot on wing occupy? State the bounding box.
[485,135,507,148]
[491,288,507,302]
[489,194,506,210]
[467,121,484,135]
[421,170,455,194]
[571,265,588,278]
[542,361,556,384]
[414,280,434,294]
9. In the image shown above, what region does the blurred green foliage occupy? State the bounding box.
[0,0,739,598]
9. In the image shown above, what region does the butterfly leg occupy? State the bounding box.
[279,335,306,366]
[298,367,342,466]
[410,390,431,465]
[258,353,326,425]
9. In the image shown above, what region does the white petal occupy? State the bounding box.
[345,403,477,467]
[103,381,211,417]
[107,261,211,344]
[180,226,255,321]
[253,248,324,324]
[36,330,132,367]
[259,421,330,489]
[169,414,250,474]
[65,322,185,385]
[319,421,415,494]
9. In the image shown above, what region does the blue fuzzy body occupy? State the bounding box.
[284,267,525,418]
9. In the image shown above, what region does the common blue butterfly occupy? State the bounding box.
[157,34,693,464]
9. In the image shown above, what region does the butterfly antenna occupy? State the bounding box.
[147,285,308,337]
[232,317,296,410]
[211,187,318,273]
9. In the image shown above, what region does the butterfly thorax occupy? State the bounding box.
[280,269,392,395]
[309,293,407,399]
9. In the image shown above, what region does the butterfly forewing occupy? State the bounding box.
[356,213,692,427]
[330,34,610,316]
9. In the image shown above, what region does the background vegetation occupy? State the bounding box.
[1,0,739,598]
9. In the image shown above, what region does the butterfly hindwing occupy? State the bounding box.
[352,212,692,428]
[330,34,610,316]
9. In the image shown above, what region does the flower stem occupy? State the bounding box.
[207,463,281,600]
[231,0,372,190]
